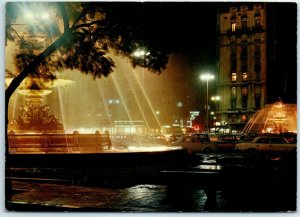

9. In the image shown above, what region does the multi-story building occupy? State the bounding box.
[217,4,267,132]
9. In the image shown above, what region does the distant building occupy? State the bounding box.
[217,4,267,132]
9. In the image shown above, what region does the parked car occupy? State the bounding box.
[236,136,296,155]
[214,134,239,151]
[151,135,169,145]
[168,134,183,143]
[208,133,219,142]
[191,133,211,143]
[217,134,240,143]
[170,135,216,154]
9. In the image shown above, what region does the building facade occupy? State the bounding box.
[217,4,267,132]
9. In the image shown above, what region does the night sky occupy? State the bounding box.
[109,1,297,104]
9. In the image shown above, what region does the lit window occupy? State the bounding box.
[231,87,237,98]
[231,73,237,82]
[242,73,248,81]
[242,87,248,96]
[231,22,236,32]
[241,115,247,122]
[242,87,248,109]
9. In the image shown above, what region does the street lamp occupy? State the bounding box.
[132,49,151,58]
[200,73,214,132]
[211,95,220,110]
[132,48,150,86]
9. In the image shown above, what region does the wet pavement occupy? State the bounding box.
[8,178,296,212]
[6,151,297,212]
[9,180,207,211]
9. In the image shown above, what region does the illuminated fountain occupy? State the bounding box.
[9,78,57,133]
[6,76,114,154]
[242,100,297,134]
[7,76,71,133]
[6,74,179,154]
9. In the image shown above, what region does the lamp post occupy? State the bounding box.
[211,96,220,133]
[200,73,214,132]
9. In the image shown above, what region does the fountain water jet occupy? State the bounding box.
[242,100,297,135]
[112,55,163,134]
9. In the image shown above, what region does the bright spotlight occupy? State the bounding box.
[200,73,214,81]
[132,49,150,58]
[41,12,50,20]
[25,11,35,20]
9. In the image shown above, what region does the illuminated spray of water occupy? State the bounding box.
[111,54,163,133]
[110,72,136,130]
[130,67,162,131]
[242,101,297,134]
[12,93,19,119]
[112,57,151,132]
[57,87,67,129]
[95,81,114,132]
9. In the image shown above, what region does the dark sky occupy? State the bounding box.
[143,2,297,104]
[118,1,298,104]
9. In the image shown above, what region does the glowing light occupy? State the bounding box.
[41,12,50,20]
[25,11,35,20]
[127,146,182,152]
[24,10,51,23]
[211,96,220,101]
[132,49,150,58]
[200,73,214,81]
[242,101,297,134]
[266,128,273,133]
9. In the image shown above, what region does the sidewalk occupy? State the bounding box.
[8,180,185,212]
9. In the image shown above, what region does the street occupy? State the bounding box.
[6,150,297,212]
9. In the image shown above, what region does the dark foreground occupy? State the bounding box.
[5,149,297,212]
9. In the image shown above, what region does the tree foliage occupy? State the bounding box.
[5,2,173,99]
[4,1,176,167]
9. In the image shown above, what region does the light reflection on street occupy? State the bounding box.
[193,164,222,170]
[127,145,182,152]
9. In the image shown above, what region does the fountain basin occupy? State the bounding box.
[8,132,112,154]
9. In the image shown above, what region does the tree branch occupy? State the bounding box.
[7,26,23,41]
[70,12,88,29]
[5,34,67,102]
[71,20,106,32]
[57,2,69,32]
